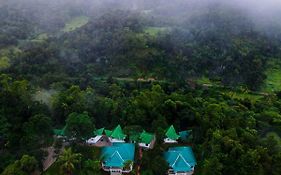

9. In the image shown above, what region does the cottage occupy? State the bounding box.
[164,147,197,175]
[138,130,156,149]
[107,125,126,143]
[86,128,111,147]
[101,143,135,175]
[164,125,180,143]
[179,130,192,142]
[53,126,67,139]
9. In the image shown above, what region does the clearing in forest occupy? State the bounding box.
[62,16,89,32]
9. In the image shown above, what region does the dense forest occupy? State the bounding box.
[1,0,281,175]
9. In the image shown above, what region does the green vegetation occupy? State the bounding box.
[262,60,281,93]
[0,56,10,70]
[62,16,89,32]
[1,1,281,175]
[144,27,169,36]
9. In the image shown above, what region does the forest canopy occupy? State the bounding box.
[1,0,281,175]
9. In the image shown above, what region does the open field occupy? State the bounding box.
[62,16,89,32]
[144,27,169,36]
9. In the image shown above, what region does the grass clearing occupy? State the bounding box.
[223,91,263,102]
[62,16,89,32]
[144,27,169,36]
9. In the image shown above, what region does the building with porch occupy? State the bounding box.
[164,125,180,143]
[101,143,135,175]
[164,146,197,175]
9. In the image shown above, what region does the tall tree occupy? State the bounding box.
[57,148,82,175]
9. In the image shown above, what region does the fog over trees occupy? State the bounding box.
[1,0,281,175]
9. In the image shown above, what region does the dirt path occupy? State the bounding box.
[42,146,57,171]
[42,141,66,171]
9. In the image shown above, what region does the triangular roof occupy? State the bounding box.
[110,125,126,140]
[105,129,112,137]
[164,147,196,173]
[179,130,192,141]
[165,125,180,140]
[94,128,105,136]
[139,130,154,144]
[102,143,135,167]
[107,151,125,167]
[53,126,66,136]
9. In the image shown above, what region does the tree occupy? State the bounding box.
[81,159,102,175]
[57,148,82,175]
[1,155,38,175]
[0,115,10,140]
[65,112,94,141]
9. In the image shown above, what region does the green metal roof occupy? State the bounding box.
[94,128,105,136]
[139,131,154,144]
[164,147,196,173]
[53,126,66,136]
[102,143,135,167]
[105,129,112,137]
[110,125,126,140]
[179,130,192,141]
[165,125,180,140]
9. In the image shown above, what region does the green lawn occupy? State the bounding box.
[62,16,89,32]
[262,59,281,93]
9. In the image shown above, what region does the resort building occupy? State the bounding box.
[138,130,156,149]
[164,146,197,175]
[164,125,180,143]
[101,143,135,175]
[86,128,111,147]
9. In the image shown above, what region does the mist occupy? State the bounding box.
[2,0,281,24]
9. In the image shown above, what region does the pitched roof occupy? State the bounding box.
[164,147,196,172]
[94,128,105,136]
[110,125,126,140]
[53,126,66,136]
[179,130,192,141]
[105,129,112,137]
[102,143,135,167]
[165,125,180,140]
[139,131,154,144]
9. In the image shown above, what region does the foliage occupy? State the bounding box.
[57,148,82,175]
[1,155,38,175]
[65,112,94,141]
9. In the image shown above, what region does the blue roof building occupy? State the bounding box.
[164,146,197,175]
[101,143,135,174]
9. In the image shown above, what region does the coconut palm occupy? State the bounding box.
[123,160,133,171]
[57,148,82,175]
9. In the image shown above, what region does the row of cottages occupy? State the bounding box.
[100,144,197,175]
[54,125,195,175]
[86,125,156,150]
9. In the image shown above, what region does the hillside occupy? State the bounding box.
[1,1,281,175]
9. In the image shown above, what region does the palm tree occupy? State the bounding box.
[57,148,82,175]
[123,160,133,171]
